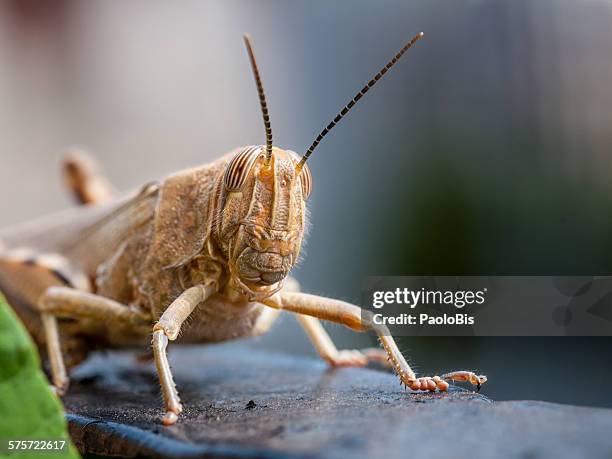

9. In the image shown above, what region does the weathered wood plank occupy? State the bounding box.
[63,343,612,459]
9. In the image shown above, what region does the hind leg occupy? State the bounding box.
[63,148,114,205]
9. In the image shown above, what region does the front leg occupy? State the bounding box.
[263,292,487,392]
[151,284,215,426]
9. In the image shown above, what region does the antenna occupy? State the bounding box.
[296,32,424,174]
[243,35,273,164]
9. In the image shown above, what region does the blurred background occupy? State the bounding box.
[1,0,611,407]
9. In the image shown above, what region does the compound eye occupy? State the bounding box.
[299,162,312,199]
[224,146,262,191]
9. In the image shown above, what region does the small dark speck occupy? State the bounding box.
[74,374,101,385]
[246,400,257,410]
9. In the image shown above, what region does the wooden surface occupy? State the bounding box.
[63,343,612,459]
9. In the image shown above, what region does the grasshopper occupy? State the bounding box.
[0,32,486,425]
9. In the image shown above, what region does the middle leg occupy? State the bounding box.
[283,278,387,367]
[38,286,151,393]
[296,314,390,367]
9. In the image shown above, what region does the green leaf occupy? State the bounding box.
[0,294,80,459]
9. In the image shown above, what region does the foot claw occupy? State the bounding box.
[163,411,178,426]
[407,371,486,393]
[162,400,183,426]
[441,371,488,389]
[52,380,69,396]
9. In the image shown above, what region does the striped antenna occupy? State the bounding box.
[243,35,273,164]
[296,32,424,175]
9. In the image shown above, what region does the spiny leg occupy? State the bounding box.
[152,284,215,426]
[63,148,114,205]
[263,292,486,391]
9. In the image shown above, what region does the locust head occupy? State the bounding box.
[219,145,311,294]
[217,32,423,298]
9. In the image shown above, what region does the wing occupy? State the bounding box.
[0,182,160,277]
